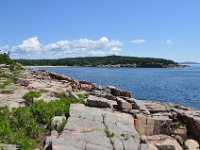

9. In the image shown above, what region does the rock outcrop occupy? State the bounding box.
[1,67,200,150]
[48,104,142,150]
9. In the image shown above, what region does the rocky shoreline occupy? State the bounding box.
[0,66,200,150]
[26,63,189,68]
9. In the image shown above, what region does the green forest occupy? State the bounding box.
[16,55,178,68]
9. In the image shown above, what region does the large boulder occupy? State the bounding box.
[116,97,132,112]
[144,102,168,113]
[185,139,199,150]
[135,114,172,136]
[142,134,183,150]
[187,116,200,143]
[133,99,150,115]
[172,107,200,143]
[107,86,132,98]
[13,77,30,87]
[48,72,68,80]
[86,95,117,109]
[80,83,93,91]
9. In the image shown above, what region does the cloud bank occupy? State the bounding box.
[9,37,122,59]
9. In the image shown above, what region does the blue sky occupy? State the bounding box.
[0,0,199,62]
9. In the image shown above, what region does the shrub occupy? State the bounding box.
[0,106,38,150]
[0,95,84,149]
[0,79,12,89]
[23,91,41,105]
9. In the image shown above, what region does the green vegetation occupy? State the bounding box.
[51,118,67,133]
[105,129,115,138]
[23,91,41,106]
[0,93,84,150]
[0,53,21,71]
[0,53,22,94]
[16,55,178,68]
[0,79,11,89]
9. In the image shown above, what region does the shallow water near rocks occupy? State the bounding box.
[32,64,200,110]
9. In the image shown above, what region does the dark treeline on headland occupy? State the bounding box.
[16,55,181,68]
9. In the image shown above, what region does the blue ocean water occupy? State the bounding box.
[33,64,200,110]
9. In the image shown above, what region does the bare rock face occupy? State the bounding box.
[142,134,183,150]
[107,86,132,98]
[172,107,200,143]
[144,102,168,114]
[187,116,200,143]
[48,72,69,80]
[13,77,30,87]
[185,139,199,150]
[86,95,117,109]
[135,114,172,136]
[116,97,132,112]
[47,104,141,150]
[80,83,94,91]
[133,99,151,115]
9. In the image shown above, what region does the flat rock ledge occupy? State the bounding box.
[49,104,141,150]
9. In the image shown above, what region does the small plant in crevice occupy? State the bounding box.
[105,129,115,138]
[23,90,41,106]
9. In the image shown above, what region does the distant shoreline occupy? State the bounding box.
[24,66,69,68]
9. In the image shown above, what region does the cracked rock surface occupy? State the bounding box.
[50,104,141,150]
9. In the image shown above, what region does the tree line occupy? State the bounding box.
[16,55,177,67]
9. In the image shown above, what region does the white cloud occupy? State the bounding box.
[0,45,9,53]
[14,37,41,52]
[130,39,146,44]
[166,40,174,45]
[10,37,122,59]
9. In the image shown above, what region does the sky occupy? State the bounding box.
[0,0,200,62]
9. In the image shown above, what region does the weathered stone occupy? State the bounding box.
[28,80,49,90]
[135,114,172,136]
[173,126,187,141]
[134,100,150,115]
[65,85,73,92]
[116,97,132,112]
[43,130,59,150]
[145,102,167,113]
[185,139,199,150]
[13,77,30,87]
[107,86,132,98]
[48,72,68,80]
[50,104,140,150]
[175,135,184,146]
[187,116,200,143]
[86,95,117,109]
[80,83,93,91]
[142,135,183,150]
[90,92,116,101]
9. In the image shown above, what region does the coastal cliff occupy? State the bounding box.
[0,64,199,150]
